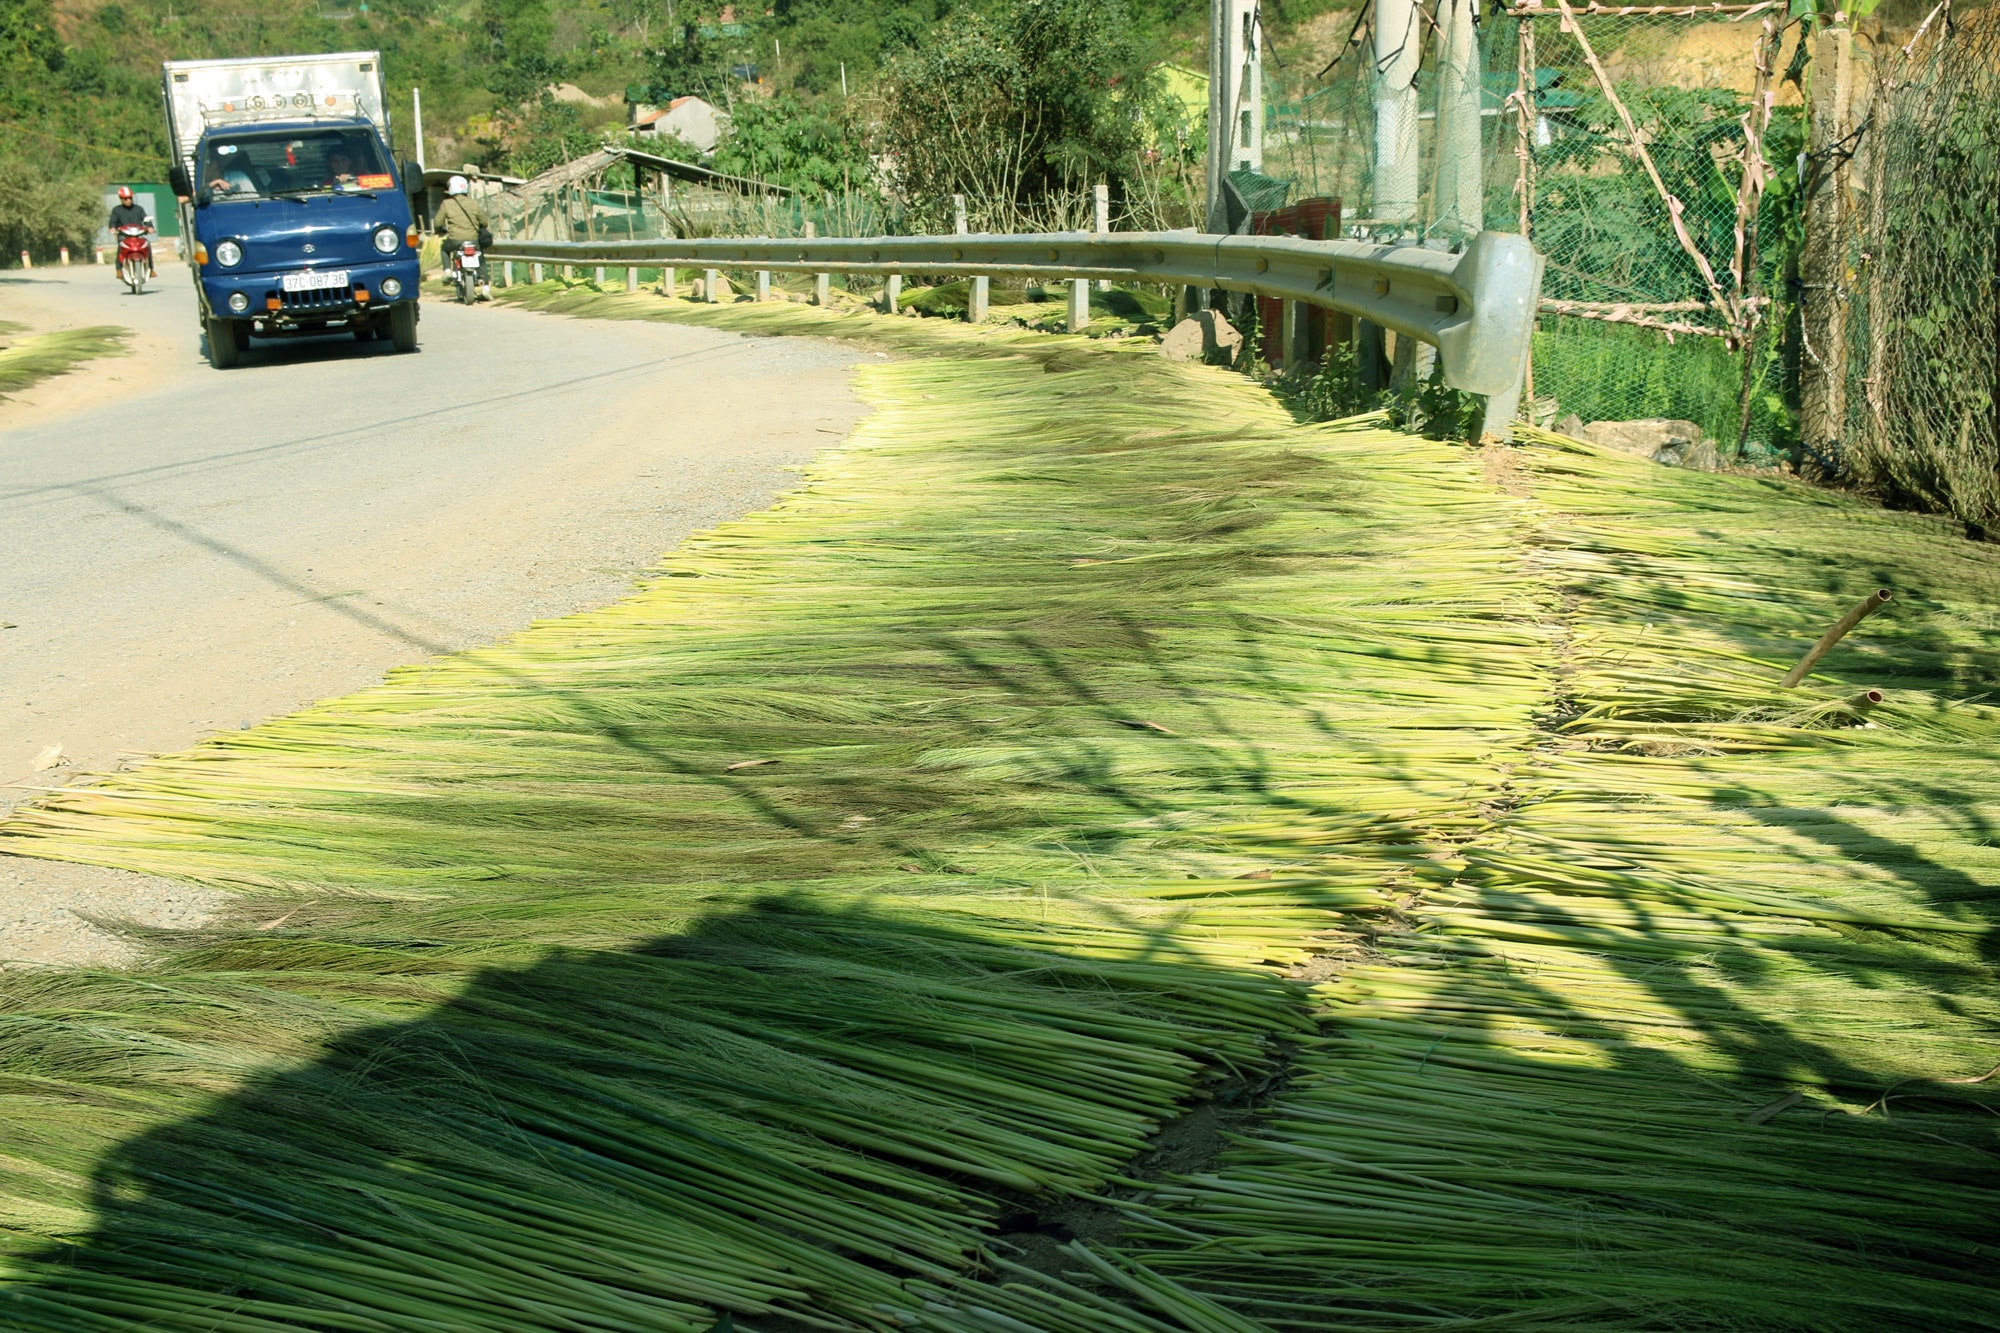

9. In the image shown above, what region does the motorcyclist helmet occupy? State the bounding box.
[117,185,134,203]
[446,175,470,196]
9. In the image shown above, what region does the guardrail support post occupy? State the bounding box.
[661,267,676,298]
[757,270,771,301]
[1067,279,1089,332]
[498,261,510,288]
[814,273,830,305]
[1280,299,1303,369]
[704,268,721,303]
[625,266,637,293]
[593,265,606,286]
[531,261,544,284]
[884,273,900,314]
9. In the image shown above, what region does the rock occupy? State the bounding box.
[1554,413,1585,439]
[30,743,65,772]
[1158,318,1205,362]
[1579,418,1717,471]
[1158,311,1243,365]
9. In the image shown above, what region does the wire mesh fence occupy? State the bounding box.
[1267,2,1799,454]
[1837,7,2000,532]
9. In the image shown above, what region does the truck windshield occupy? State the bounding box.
[198,129,392,201]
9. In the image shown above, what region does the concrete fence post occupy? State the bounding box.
[704,267,721,303]
[661,267,676,297]
[1093,183,1109,291]
[1280,300,1304,369]
[59,246,70,266]
[954,193,988,322]
[884,273,901,314]
[499,261,511,288]
[802,219,828,304]
[756,271,771,301]
[18,251,30,270]
[625,266,638,293]
[94,246,105,265]
[1067,279,1089,332]
[593,265,606,286]
[531,261,544,283]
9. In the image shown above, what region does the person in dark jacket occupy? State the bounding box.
[106,186,155,278]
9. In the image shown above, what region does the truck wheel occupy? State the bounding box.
[389,303,418,353]
[205,317,241,369]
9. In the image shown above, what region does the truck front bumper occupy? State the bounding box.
[201,258,422,332]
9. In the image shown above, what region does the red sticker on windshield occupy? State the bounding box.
[357,173,393,188]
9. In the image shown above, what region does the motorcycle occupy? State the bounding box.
[450,239,482,306]
[116,224,152,295]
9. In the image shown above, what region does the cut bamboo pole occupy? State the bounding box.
[1780,588,1892,686]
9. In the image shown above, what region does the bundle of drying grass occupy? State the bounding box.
[4,293,1996,1331]
[1,312,1548,1330]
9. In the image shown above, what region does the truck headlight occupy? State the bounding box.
[227,292,250,314]
[214,239,243,268]
[373,227,400,255]
[380,277,403,298]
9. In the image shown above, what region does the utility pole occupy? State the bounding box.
[412,88,426,172]
[1205,0,1263,233]
[1372,0,1421,226]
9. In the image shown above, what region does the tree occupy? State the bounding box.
[710,95,875,194]
[878,0,1162,229]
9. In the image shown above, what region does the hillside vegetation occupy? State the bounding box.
[1,0,1237,258]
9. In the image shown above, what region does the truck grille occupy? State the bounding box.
[280,286,352,311]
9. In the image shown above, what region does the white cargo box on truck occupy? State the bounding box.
[161,52,391,183]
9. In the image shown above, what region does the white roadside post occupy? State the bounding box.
[955,194,988,322]
[625,266,638,293]
[883,273,900,313]
[593,265,605,285]
[704,267,721,303]
[59,246,70,266]
[661,266,676,297]
[756,270,771,301]
[500,261,511,288]
[804,220,828,304]
[531,261,544,283]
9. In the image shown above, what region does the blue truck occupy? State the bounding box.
[162,52,421,369]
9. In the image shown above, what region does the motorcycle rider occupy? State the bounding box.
[107,185,156,278]
[433,175,492,301]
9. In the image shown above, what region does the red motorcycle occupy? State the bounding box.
[450,238,483,305]
[116,224,153,295]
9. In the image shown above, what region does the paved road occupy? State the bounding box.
[2,267,865,957]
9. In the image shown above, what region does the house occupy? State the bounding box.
[629,96,731,153]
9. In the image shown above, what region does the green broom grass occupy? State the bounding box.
[0,325,131,398]
[1,287,1995,1330]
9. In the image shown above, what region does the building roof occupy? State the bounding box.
[510,145,792,199]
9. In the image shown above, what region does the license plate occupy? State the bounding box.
[459,254,481,269]
[281,269,348,292]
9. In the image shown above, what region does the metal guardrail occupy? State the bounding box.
[488,228,1543,401]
